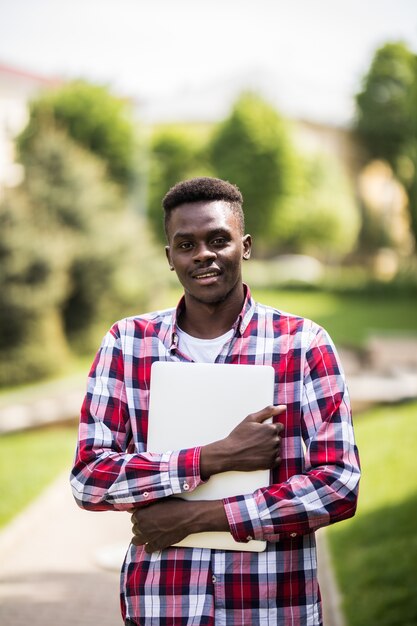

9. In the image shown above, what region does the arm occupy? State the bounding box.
[70,326,203,512]
[131,405,286,552]
[223,326,361,544]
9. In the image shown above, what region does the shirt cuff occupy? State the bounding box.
[168,446,203,495]
[223,494,265,543]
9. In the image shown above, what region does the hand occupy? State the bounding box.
[131,499,190,552]
[131,498,228,553]
[201,405,286,478]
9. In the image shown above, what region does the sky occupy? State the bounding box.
[0,0,416,126]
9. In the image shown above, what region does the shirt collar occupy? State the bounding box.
[169,284,255,353]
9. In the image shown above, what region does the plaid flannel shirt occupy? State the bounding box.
[70,287,360,626]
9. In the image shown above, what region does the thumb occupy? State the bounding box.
[248,405,287,423]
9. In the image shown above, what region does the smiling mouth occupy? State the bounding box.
[194,271,220,280]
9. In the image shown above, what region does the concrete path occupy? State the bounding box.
[0,472,131,625]
[0,373,86,434]
[0,470,342,626]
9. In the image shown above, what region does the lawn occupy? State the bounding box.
[0,423,78,529]
[327,401,417,626]
[252,288,417,349]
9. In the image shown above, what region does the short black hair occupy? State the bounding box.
[162,177,245,237]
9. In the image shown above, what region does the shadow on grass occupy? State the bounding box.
[328,491,417,626]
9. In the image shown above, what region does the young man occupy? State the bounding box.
[71,177,360,626]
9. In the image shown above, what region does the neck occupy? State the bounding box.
[179,284,245,339]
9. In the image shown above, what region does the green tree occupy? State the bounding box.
[209,92,298,247]
[276,154,361,259]
[147,125,210,242]
[356,41,417,244]
[18,80,139,190]
[0,186,70,386]
[0,126,134,387]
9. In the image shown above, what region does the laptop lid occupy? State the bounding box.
[147,361,275,551]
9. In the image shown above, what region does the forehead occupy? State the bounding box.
[167,200,240,239]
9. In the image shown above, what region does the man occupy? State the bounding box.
[71,177,360,626]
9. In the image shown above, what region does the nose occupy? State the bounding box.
[192,243,217,264]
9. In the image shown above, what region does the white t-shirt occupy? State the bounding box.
[177,327,234,363]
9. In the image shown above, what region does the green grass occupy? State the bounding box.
[327,401,417,626]
[0,424,78,529]
[252,289,417,348]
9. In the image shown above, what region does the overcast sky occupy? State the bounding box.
[1,0,416,125]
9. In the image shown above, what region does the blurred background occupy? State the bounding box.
[0,1,416,625]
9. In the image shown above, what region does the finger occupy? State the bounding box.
[248,405,286,423]
[132,535,146,547]
[145,543,158,554]
[275,422,284,434]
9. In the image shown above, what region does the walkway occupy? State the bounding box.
[0,472,131,625]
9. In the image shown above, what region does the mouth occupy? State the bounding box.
[194,271,220,280]
[192,268,222,283]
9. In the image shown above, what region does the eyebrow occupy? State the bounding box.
[172,227,232,241]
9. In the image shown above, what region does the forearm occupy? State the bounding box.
[200,441,229,480]
[131,498,229,552]
[225,455,360,543]
[71,432,203,511]
[187,499,230,533]
[225,387,360,543]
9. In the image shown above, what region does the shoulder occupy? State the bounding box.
[254,299,320,334]
[108,307,176,341]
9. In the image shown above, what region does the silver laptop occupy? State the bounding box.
[147,361,275,552]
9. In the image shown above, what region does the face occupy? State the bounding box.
[165,200,251,306]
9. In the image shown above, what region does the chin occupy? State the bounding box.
[188,285,233,306]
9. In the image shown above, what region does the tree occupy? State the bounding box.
[209,92,298,247]
[276,154,361,259]
[356,41,417,244]
[147,125,211,242]
[0,125,134,387]
[18,80,139,190]
[0,185,71,386]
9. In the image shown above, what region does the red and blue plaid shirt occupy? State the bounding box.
[71,287,360,626]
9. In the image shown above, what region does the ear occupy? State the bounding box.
[242,234,252,260]
[165,246,175,271]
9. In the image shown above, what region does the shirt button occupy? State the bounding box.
[290,532,297,537]
[183,482,190,491]
[143,492,149,498]
[212,575,217,583]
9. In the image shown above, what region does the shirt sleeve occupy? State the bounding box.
[70,326,203,512]
[223,325,361,543]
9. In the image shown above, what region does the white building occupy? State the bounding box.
[0,62,60,190]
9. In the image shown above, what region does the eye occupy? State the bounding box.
[178,241,193,250]
[211,237,228,246]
